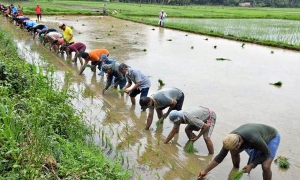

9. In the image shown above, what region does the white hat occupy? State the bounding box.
[162,10,164,12]
[58,22,64,28]
[169,110,183,123]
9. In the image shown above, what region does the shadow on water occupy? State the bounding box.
[2,15,300,180]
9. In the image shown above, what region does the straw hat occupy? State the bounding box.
[223,134,239,150]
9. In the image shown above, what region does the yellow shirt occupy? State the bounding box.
[63,26,74,43]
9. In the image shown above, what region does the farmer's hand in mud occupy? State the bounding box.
[243,164,253,174]
[197,171,207,179]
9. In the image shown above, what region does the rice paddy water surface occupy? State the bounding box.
[1,16,300,180]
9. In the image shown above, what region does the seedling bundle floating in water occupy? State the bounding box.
[216,58,232,61]
[269,81,282,87]
[232,170,244,180]
[275,156,290,169]
[185,141,195,154]
[158,79,165,86]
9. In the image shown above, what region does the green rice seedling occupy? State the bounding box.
[232,170,245,180]
[137,144,141,156]
[167,39,172,41]
[185,141,195,154]
[126,156,129,167]
[157,138,160,145]
[204,38,208,40]
[158,79,165,86]
[143,49,147,52]
[191,46,194,49]
[185,34,188,36]
[101,129,105,143]
[156,117,164,127]
[78,32,82,34]
[155,172,160,179]
[137,173,142,180]
[271,51,274,54]
[216,58,232,61]
[214,45,217,49]
[105,136,109,148]
[117,132,122,141]
[242,43,245,48]
[95,37,99,39]
[276,156,290,169]
[70,26,74,30]
[118,89,125,93]
[152,28,155,30]
[269,81,282,86]
[170,161,175,171]
[113,46,116,49]
[108,33,111,36]
[112,25,114,28]
[82,24,85,26]
[136,33,139,34]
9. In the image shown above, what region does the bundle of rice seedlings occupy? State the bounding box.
[216,58,232,61]
[158,79,165,86]
[275,156,290,169]
[232,170,245,180]
[118,89,125,93]
[185,141,195,154]
[156,117,164,127]
[269,81,282,86]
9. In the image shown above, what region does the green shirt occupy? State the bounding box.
[214,123,277,167]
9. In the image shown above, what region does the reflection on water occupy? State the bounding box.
[1,15,300,180]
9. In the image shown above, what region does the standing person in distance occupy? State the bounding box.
[58,22,74,45]
[158,10,167,27]
[35,4,42,21]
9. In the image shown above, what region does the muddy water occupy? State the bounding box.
[1,16,300,180]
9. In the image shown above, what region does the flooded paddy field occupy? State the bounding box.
[1,15,299,180]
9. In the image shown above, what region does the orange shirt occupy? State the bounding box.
[88,49,109,62]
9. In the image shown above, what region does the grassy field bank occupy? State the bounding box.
[0,28,130,179]
[3,0,300,50]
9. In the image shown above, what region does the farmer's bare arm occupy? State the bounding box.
[164,128,178,144]
[146,110,154,130]
[191,124,209,142]
[79,61,88,75]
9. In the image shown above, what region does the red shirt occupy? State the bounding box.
[35,6,41,14]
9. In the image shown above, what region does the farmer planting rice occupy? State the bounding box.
[102,63,127,94]
[79,49,109,75]
[59,22,74,45]
[139,87,184,130]
[198,123,280,180]
[119,63,151,110]
[165,106,216,154]
[60,42,86,65]
[98,54,116,76]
